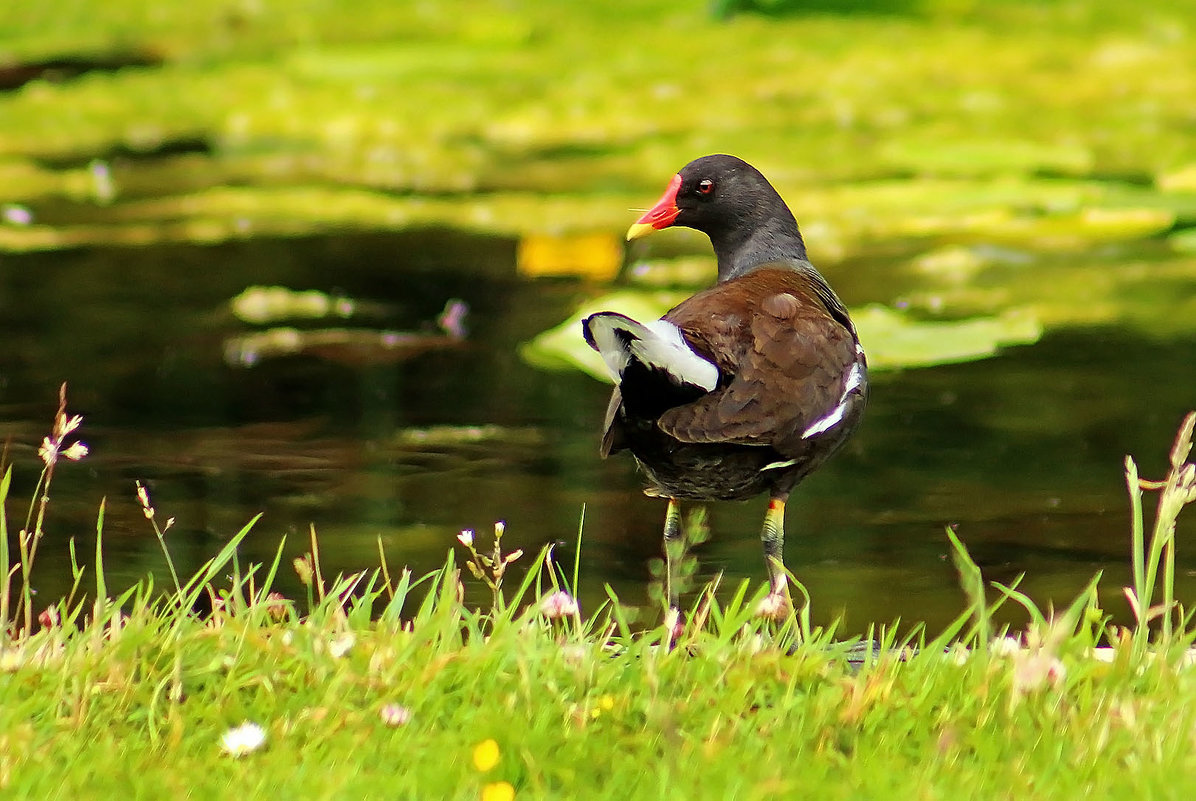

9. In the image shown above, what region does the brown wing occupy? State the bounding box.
[656,267,857,453]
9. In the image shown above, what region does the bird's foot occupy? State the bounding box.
[755,591,791,621]
[664,607,685,645]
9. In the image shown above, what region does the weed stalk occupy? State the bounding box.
[1124,411,1196,642]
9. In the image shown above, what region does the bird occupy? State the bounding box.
[582,154,867,619]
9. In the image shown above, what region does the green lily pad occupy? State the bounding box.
[1170,229,1196,254]
[5,0,1196,256]
[1159,164,1196,193]
[880,138,1094,177]
[519,290,688,382]
[853,305,1042,370]
[231,286,358,325]
[521,289,1043,380]
[896,247,1196,338]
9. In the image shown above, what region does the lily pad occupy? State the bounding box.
[519,290,688,382]
[521,289,1043,380]
[895,247,1196,338]
[1158,164,1196,193]
[1170,229,1196,254]
[961,208,1177,250]
[853,305,1043,370]
[231,286,359,325]
[880,138,1094,177]
[4,0,1196,256]
[224,327,463,368]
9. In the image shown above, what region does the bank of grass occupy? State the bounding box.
[2,397,1196,799]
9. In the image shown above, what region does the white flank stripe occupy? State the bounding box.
[842,361,865,395]
[761,458,800,471]
[801,403,847,439]
[802,358,864,439]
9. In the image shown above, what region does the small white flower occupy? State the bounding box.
[61,442,89,461]
[539,591,580,620]
[457,530,474,547]
[991,637,1022,658]
[38,437,57,466]
[220,721,267,757]
[380,703,411,727]
[58,414,84,437]
[739,632,767,655]
[560,644,588,666]
[329,632,356,659]
[1011,651,1066,694]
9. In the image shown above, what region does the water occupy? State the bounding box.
[3,231,1194,634]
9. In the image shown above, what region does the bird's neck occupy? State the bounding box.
[710,209,810,282]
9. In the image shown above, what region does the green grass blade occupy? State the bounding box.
[1126,456,1146,622]
[178,513,261,613]
[1,466,11,628]
[94,497,108,603]
[257,534,287,601]
[946,525,990,647]
[572,503,585,595]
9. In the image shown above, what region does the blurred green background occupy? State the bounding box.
[3,0,1195,258]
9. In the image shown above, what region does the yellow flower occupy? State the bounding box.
[481,782,515,801]
[472,739,500,772]
[589,694,617,719]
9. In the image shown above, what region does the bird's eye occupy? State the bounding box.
[697,179,714,196]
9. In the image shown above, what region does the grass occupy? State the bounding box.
[2,392,1196,798]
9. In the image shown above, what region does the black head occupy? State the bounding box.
[628,154,808,280]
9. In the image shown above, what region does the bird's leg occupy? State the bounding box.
[662,497,684,613]
[660,497,687,641]
[757,496,792,620]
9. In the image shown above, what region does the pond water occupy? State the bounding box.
[2,230,1194,635]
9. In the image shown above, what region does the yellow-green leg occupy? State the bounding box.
[757,496,792,620]
[662,497,684,611]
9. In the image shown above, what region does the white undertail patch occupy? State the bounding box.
[587,320,633,383]
[586,314,719,391]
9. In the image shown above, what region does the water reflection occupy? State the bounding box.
[2,231,1194,634]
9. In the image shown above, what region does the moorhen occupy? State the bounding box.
[582,154,867,618]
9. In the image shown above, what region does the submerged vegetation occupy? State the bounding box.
[2,390,1196,797]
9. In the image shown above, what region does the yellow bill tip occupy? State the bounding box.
[625,222,657,241]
